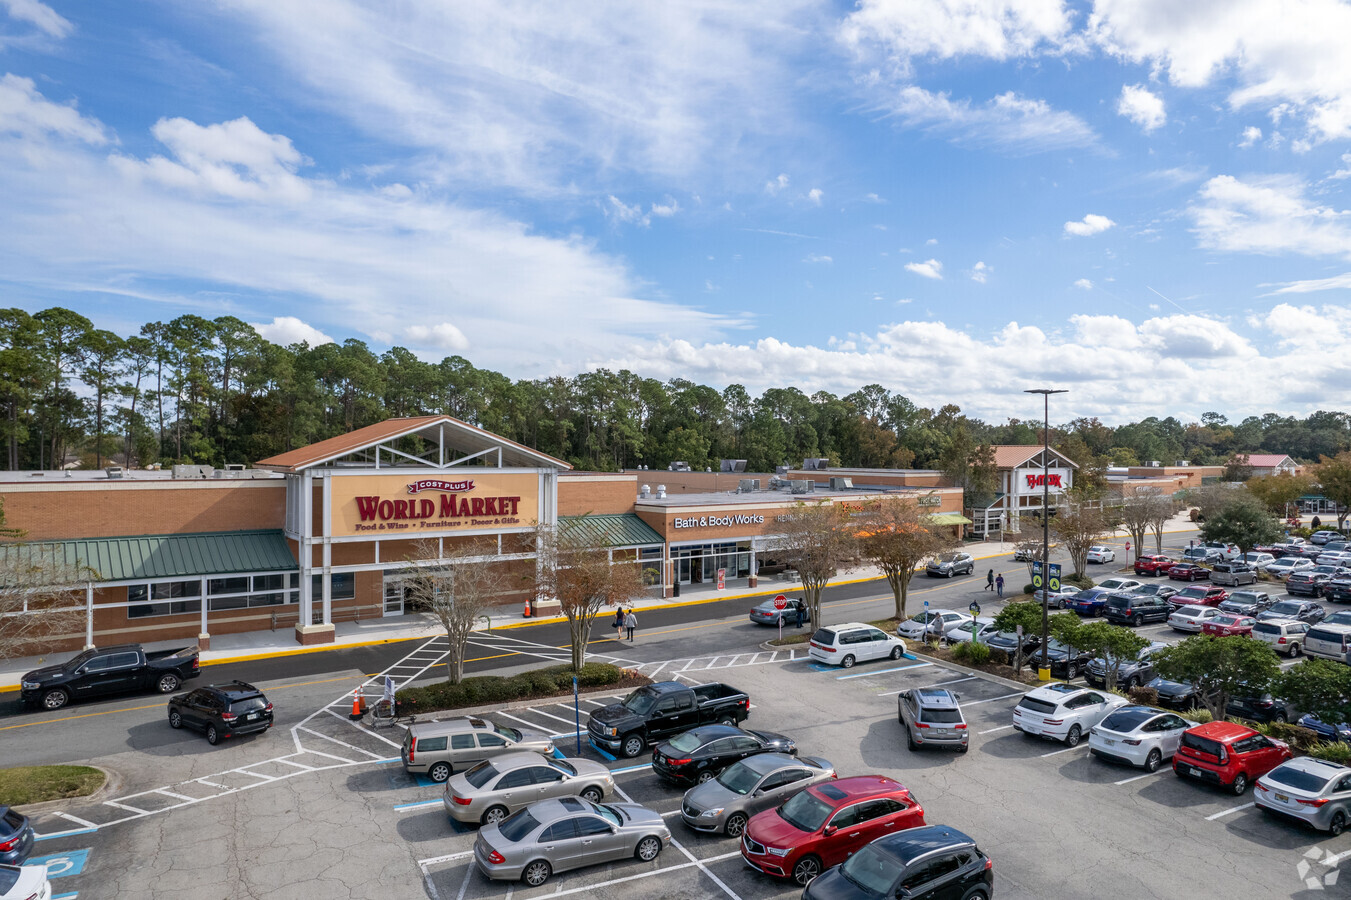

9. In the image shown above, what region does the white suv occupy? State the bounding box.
[1250,619,1310,657]
[1012,683,1129,747]
[1089,706,1197,771]
[808,622,907,669]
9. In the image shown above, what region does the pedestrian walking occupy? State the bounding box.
[795,601,806,629]
[624,610,637,641]
[613,607,625,641]
[995,574,1004,597]
[985,569,995,591]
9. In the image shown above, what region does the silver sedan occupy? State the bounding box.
[679,752,834,837]
[444,751,614,826]
[474,797,669,887]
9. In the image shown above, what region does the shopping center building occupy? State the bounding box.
[0,416,969,654]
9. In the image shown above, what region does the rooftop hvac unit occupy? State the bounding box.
[790,479,814,494]
[225,463,246,471]
[802,458,830,471]
[105,466,124,479]
[768,476,786,490]
[657,484,667,499]
[1175,460,1190,466]
[639,484,651,498]
[738,478,761,492]
[829,477,854,490]
[775,466,789,476]
[720,459,748,473]
[668,461,692,472]
[1148,461,1161,467]
[172,464,213,479]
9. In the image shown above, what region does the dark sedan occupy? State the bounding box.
[651,725,795,786]
[1298,715,1351,743]
[1168,563,1210,582]
[985,630,1040,658]
[1258,599,1327,625]
[748,597,805,626]
[1066,590,1111,617]
[1145,676,1199,710]
[1227,693,1292,724]
[1041,639,1095,680]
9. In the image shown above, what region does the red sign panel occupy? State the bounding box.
[1025,473,1063,489]
[407,479,476,494]
[773,595,787,609]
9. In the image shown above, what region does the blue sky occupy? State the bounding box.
[3,0,1351,423]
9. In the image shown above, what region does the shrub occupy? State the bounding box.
[986,648,1009,666]
[1182,707,1214,724]
[1128,686,1160,707]
[1022,583,1035,595]
[1309,741,1351,764]
[396,662,627,713]
[953,642,991,666]
[1254,722,1321,754]
[1065,573,1096,590]
[1189,508,1200,522]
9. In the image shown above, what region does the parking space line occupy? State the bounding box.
[195,778,230,789]
[233,768,277,782]
[275,759,316,771]
[1039,744,1089,758]
[646,661,669,677]
[33,827,97,842]
[320,707,404,748]
[1205,802,1254,821]
[417,849,475,867]
[703,657,722,669]
[837,662,931,680]
[610,763,652,775]
[1114,769,1169,785]
[103,800,152,814]
[977,724,1014,735]
[961,691,1023,706]
[54,812,98,829]
[297,725,383,759]
[301,747,361,765]
[607,780,742,900]
[519,851,744,900]
[153,788,197,801]
[679,659,697,671]
[394,799,442,812]
[496,710,559,731]
[877,676,976,696]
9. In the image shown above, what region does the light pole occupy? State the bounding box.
[1026,388,1067,680]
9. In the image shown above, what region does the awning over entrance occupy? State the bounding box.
[0,530,298,584]
[928,513,973,526]
[559,514,664,548]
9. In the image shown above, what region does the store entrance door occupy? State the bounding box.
[383,578,405,617]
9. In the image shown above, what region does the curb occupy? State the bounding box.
[10,764,119,815]
[390,683,639,725]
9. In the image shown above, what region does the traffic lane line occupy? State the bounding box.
[0,674,369,731]
[1205,802,1254,821]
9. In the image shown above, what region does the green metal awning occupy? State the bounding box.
[0,530,297,585]
[928,513,973,526]
[559,514,664,548]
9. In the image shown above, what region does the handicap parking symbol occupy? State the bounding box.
[26,847,90,879]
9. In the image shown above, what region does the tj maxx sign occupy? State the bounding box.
[1025,474,1062,489]
[1016,468,1072,493]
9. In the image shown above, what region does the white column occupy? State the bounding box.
[85,583,94,648]
[299,469,314,627]
[321,472,332,625]
[199,575,208,643]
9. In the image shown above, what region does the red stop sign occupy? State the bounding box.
[773,595,788,610]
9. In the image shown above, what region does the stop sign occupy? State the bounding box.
[773,594,788,610]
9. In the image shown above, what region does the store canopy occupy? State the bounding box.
[559,514,663,548]
[0,530,297,585]
[928,513,973,526]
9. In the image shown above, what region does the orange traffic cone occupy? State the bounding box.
[356,685,368,714]
[522,601,532,618]
[348,692,364,720]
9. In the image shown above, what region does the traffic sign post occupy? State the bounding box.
[968,600,981,641]
[774,594,788,641]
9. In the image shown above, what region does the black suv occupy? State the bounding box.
[804,824,993,900]
[167,681,274,745]
[1085,642,1165,691]
[1103,592,1171,626]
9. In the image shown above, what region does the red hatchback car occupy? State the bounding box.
[1201,615,1257,637]
[1168,563,1211,582]
[1168,585,1229,609]
[1173,721,1292,795]
[1135,555,1176,576]
[740,775,925,886]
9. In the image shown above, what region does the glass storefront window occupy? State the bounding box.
[128,581,202,618]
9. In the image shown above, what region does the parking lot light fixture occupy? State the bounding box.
[1025,388,1067,681]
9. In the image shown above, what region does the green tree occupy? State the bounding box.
[1273,660,1351,730]
[1073,621,1149,691]
[991,601,1044,673]
[1199,493,1282,555]
[78,329,127,467]
[856,497,957,620]
[1313,451,1351,531]
[1152,635,1280,721]
[0,309,41,470]
[940,426,998,509]
[1246,473,1314,517]
[1049,499,1112,577]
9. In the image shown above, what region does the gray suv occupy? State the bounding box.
[925,552,975,578]
[898,688,968,752]
[402,716,555,783]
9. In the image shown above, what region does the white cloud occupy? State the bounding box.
[865,192,885,203]
[804,253,833,264]
[1089,0,1351,145]
[970,261,990,283]
[250,316,334,347]
[1064,213,1116,236]
[1116,83,1166,132]
[650,199,680,217]
[404,322,470,352]
[1,0,71,38]
[925,237,938,245]
[840,0,1076,71]
[0,74,109,145]
[1239,126,1262,147]
[807,187,823,205]
[1190,174,1351,259]
[765,173,790,194]
[905,258,943,279]
[1266,272,1351,294]
[604,195,649,227]
[1332,153,1351,179]
[1074,278,1093,289]
[876,86,1100,154]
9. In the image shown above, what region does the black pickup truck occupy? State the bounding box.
[20,643,201,710]
[587,681,750,758]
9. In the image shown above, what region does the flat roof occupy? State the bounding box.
[0,469,282,484]
[634,485,952,508]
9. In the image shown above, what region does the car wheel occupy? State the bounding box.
[1058,599,1068,610]
[428,762,452,783]
[961,888,991,900]
[1291,643,1302,657]
[717,716,736,726]
[156,673,181,694]
[1231,773,1249,795]
[1066,663,1079,679]
[906,730,918,751]
[890,646,903,660]
[1145,749,1162,772]
[724,813,748,838]
[1330,812,1347,836]
[697,770,715,784]
[1133,614,1144,627]
[841,654,855,669]
[792,855,822,886]
[1273,711,1288,724]
[41,689,69,711]
[635,836,662,862]
[206,725,220,745]
[622,734,645,758]
[169,710,183,729]
[1065,725,1082,747]
[522,860,552,887]
[481,805,509,827]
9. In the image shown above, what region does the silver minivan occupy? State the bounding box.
[1303,625,1351,664]
[402,716,556,783]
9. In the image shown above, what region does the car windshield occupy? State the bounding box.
[1230,592,1260,603]
[1269,602,1303,616]
[1101,708,1154,732]
[496,809,540,843]
[716,761,760,795]
[839,843,899,895]
[495,725,521,741]
[778,789,834,832]
[1212,615,1239,626]
[989,631,1019,643]
[1265,767,1335,793]
[594,804,622,827]
[622,689,657,716]
[0,867,18,893]
[909,612,935,623]
[1045,640,1073,654]
[667,731,704,754]
[550,759,576,777]
[463,761,500,789]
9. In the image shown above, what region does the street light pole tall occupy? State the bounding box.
[1026,388,1067,678]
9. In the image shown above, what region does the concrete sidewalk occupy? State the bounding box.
[0,514,1198,689]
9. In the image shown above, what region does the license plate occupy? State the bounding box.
[1189,767,1202,776]
[1275,793,1289,803]
[246,713,258,721]
[1103,739,1115,746]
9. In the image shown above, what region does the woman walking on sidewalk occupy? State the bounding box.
[624,610,637,641]
[985,569,995,591]
[614,608,625,641]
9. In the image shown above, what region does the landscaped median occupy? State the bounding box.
[0,765,105,806]
[394,662,650,715]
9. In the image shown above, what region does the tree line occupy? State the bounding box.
[5,307,1351,474]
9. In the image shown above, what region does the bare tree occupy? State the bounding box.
[1049,500,1112,578]
[0,543,96,661]
[534,520,648,671]
[775,502,857,631]
[402,538,508,684]
[1120,492,1173,560]
[1013,538,1057,583]
[856,497,957,621]
[1146,494,1174,553]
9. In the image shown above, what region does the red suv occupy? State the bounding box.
[741,775,926,886]
[1173,721,1291,795]
[1134,555,1176,576]
[1168,585,1228,609]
